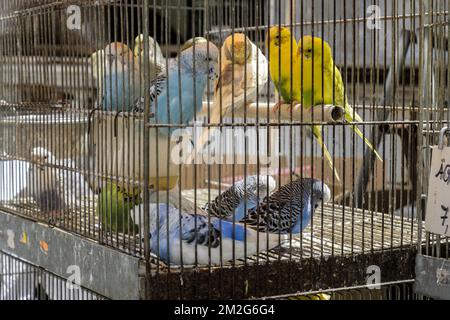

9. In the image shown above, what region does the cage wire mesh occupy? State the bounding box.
[0,0,447,299]
[279,279,428,300]
[415,0,450,300]
[0,250,105,300]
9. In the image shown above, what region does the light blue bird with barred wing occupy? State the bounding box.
[203,175,276,222]
[130,202,281,266]
[132,42,219,136]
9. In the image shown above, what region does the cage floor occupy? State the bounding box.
[0,188,418,271]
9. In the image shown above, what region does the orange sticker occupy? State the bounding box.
[19,232,28,244]
[39,240,49,254]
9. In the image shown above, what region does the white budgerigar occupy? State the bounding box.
[26,147,92,216]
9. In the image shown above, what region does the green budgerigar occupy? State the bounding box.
[97,182,142,235]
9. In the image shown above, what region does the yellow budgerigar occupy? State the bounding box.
[266,26,301,108]
[266,27,340,181]
[297,35,383,163]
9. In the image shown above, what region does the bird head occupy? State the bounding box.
[266,26,294,48]
[133,34,145,57]
[307,178,331,209]
[104,42,133,69]
[179,42,219,80]
[114,182,142,203]
[133,34,159,58]
[31,147,53,164]
[297,36,333,63]
[181,37,208,52]
[222,33,252,65]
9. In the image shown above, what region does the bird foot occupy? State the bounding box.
[272,100,285,114]
[286,101,300,112]
[47,211,64,227]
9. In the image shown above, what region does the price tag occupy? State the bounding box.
[426,146,450,236]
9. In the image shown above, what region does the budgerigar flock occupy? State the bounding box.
[240,177,331,234]
[266,27,340,181]
[130,202,281,265]
[129,177,329,265]
[20,29,378,268]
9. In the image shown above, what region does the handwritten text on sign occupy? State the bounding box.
[426,146,450,236]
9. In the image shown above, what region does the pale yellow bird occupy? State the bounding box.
[187,33,268,163]
[133,34,165,80]
[181,37,208,51]
[297,36,383,162]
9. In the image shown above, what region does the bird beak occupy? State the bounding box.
[107,53,115,65]
[299,48,311,60]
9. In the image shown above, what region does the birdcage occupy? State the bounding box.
[0,250,105,300]
[0,0,447,300]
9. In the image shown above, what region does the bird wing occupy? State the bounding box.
[204,175,275,221]
[330,65,346,107]
[240,179,310,234]
[180,212,221,248]
[240,197,294,233]
[253,44,269,95]
[215,61,247,110]
[132,73,167,112]
[331,65,383,161]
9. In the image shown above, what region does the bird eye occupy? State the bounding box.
[306,48,312,53]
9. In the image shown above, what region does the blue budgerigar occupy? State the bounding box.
[203,175,276,221]
[240,178,331,234]
[102,42,141,111]
[132,42,219,136]
[130,202,281,265]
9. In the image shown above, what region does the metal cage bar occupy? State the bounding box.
[0,0,446,299]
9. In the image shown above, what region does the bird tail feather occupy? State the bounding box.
[349,124,383,162]
[312,125,341,182]
[344,102,383,162]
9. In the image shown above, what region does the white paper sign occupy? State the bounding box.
[426,146,450,236]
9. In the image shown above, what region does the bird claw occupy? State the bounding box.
[287,101,300,113]
[272,100,284,114]
[47,211,63,228]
